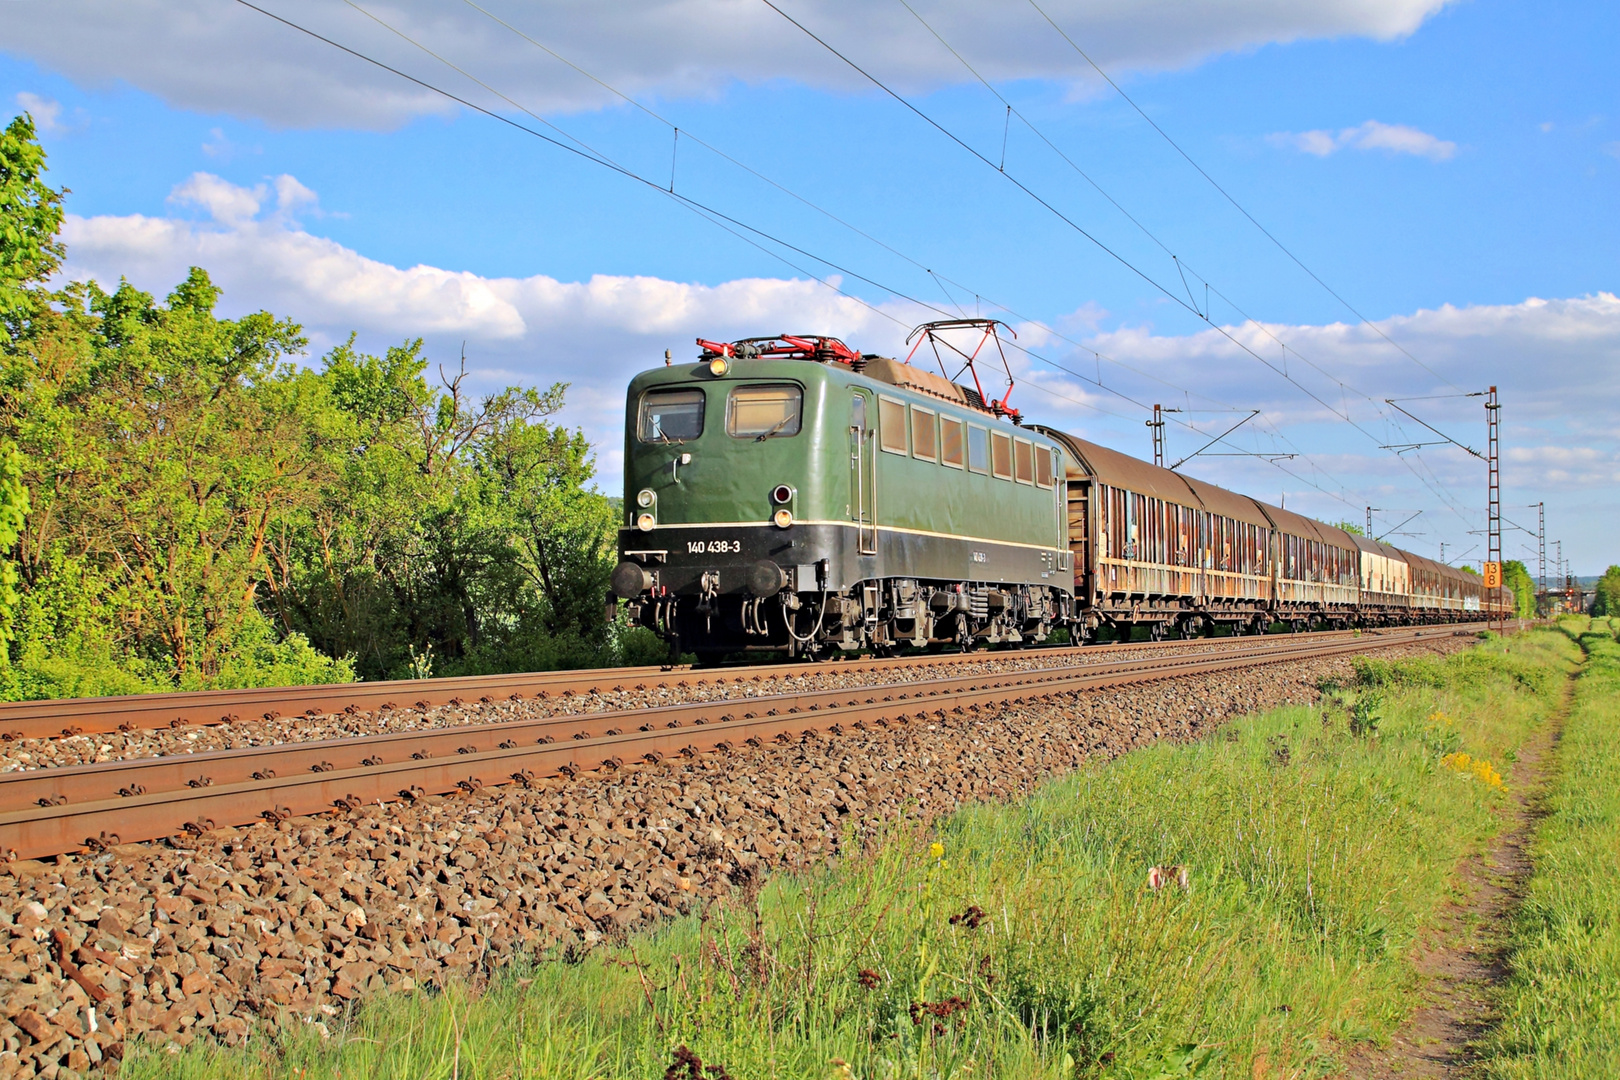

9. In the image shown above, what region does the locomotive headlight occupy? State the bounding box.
[635,512,656,532]
[772,508,794,529]
[708,356,731,377]
[636,488,655,508]
[771,484,795,504]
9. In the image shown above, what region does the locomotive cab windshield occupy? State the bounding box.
[638,388,704,442]
[727,383,803,439]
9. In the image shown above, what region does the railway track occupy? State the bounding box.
[0,625,1476,859]
[0,625,1449,742]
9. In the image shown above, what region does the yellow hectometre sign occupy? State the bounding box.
[1483,562,1502,588]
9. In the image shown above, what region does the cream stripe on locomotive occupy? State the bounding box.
[637,519,1069,557]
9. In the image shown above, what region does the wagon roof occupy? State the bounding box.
[1248,499,1359,551]
[1033,426,1275,528]
[1174,475,1274,529]
[1033,427,1201,505]
[1351,534,1410,561]
[1401,550,1446,576]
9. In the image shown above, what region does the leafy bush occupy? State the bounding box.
[0,114,625,698]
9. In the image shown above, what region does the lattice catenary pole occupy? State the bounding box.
[1486,387,1501,632]
[1536,501,1545,610]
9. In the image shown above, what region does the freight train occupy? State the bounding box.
[609,326,1508,661]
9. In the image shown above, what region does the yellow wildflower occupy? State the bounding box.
[929,842,945,860]
[1441,751,1504,789]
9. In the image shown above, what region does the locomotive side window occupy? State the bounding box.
[727,383,803,439]
[910,406,937,461]
[879,397,907,454]
[967,425,989,473]
[1013,438,1034,484]
[991,431,1013,480]
[638,388,705,442]
[1035,445,1054,488]
[940,416,965,468]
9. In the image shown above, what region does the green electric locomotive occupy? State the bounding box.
[609,332,1073,660]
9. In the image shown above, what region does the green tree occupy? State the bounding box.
[0,113,627,698]
[259,339,611,680]
[479,404,617,659]
[1593,566,1620,617]
[0,442,27,692]
[0,112,65,343]
[1502,559,1536,618]
[3,270,327,684]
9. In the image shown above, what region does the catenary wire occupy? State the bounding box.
[758,0,1424,449]
[277,1,1307,458]
[238,0,1165,442]
[763,0,1476,528]
[460,0,1433,512]
[1023,0,1464,394]
[455,0,1323,440]
[891,0,1473,520]
[236,0,1415,521]
[422,3,1366,507]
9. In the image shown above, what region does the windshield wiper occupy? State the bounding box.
[755,415,795,442]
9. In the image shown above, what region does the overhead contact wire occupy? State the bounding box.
[459,0,1351,472]
[896,0,1472,517]
[239,0,1396,518]
[759,3,1399,459]
[764,0,1397,506]
[1024,0,1463,393]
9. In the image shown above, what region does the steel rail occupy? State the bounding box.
[0,627,1472,859]
[0,640,1358,812]
[0,625,1433,741]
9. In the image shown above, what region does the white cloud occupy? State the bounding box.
[168,172,265,226]
[14,91,62,133]
[12,91,87,136]
[271,175,319,215]
[2,0,1457,130]
[55,172,1619,568]
[1269,120,1457,161]
[58,172,915,450]
[201,126,262,162]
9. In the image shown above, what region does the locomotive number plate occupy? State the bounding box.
[688,539,743,554]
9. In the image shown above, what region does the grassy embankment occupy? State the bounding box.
[130,628,1578,1080]
[1483,615,1620,1079]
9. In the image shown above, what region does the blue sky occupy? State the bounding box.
[3,0,1617,573]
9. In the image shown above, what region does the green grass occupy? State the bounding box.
[126,628,1579,1080]
[1483,616,1620,1079]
